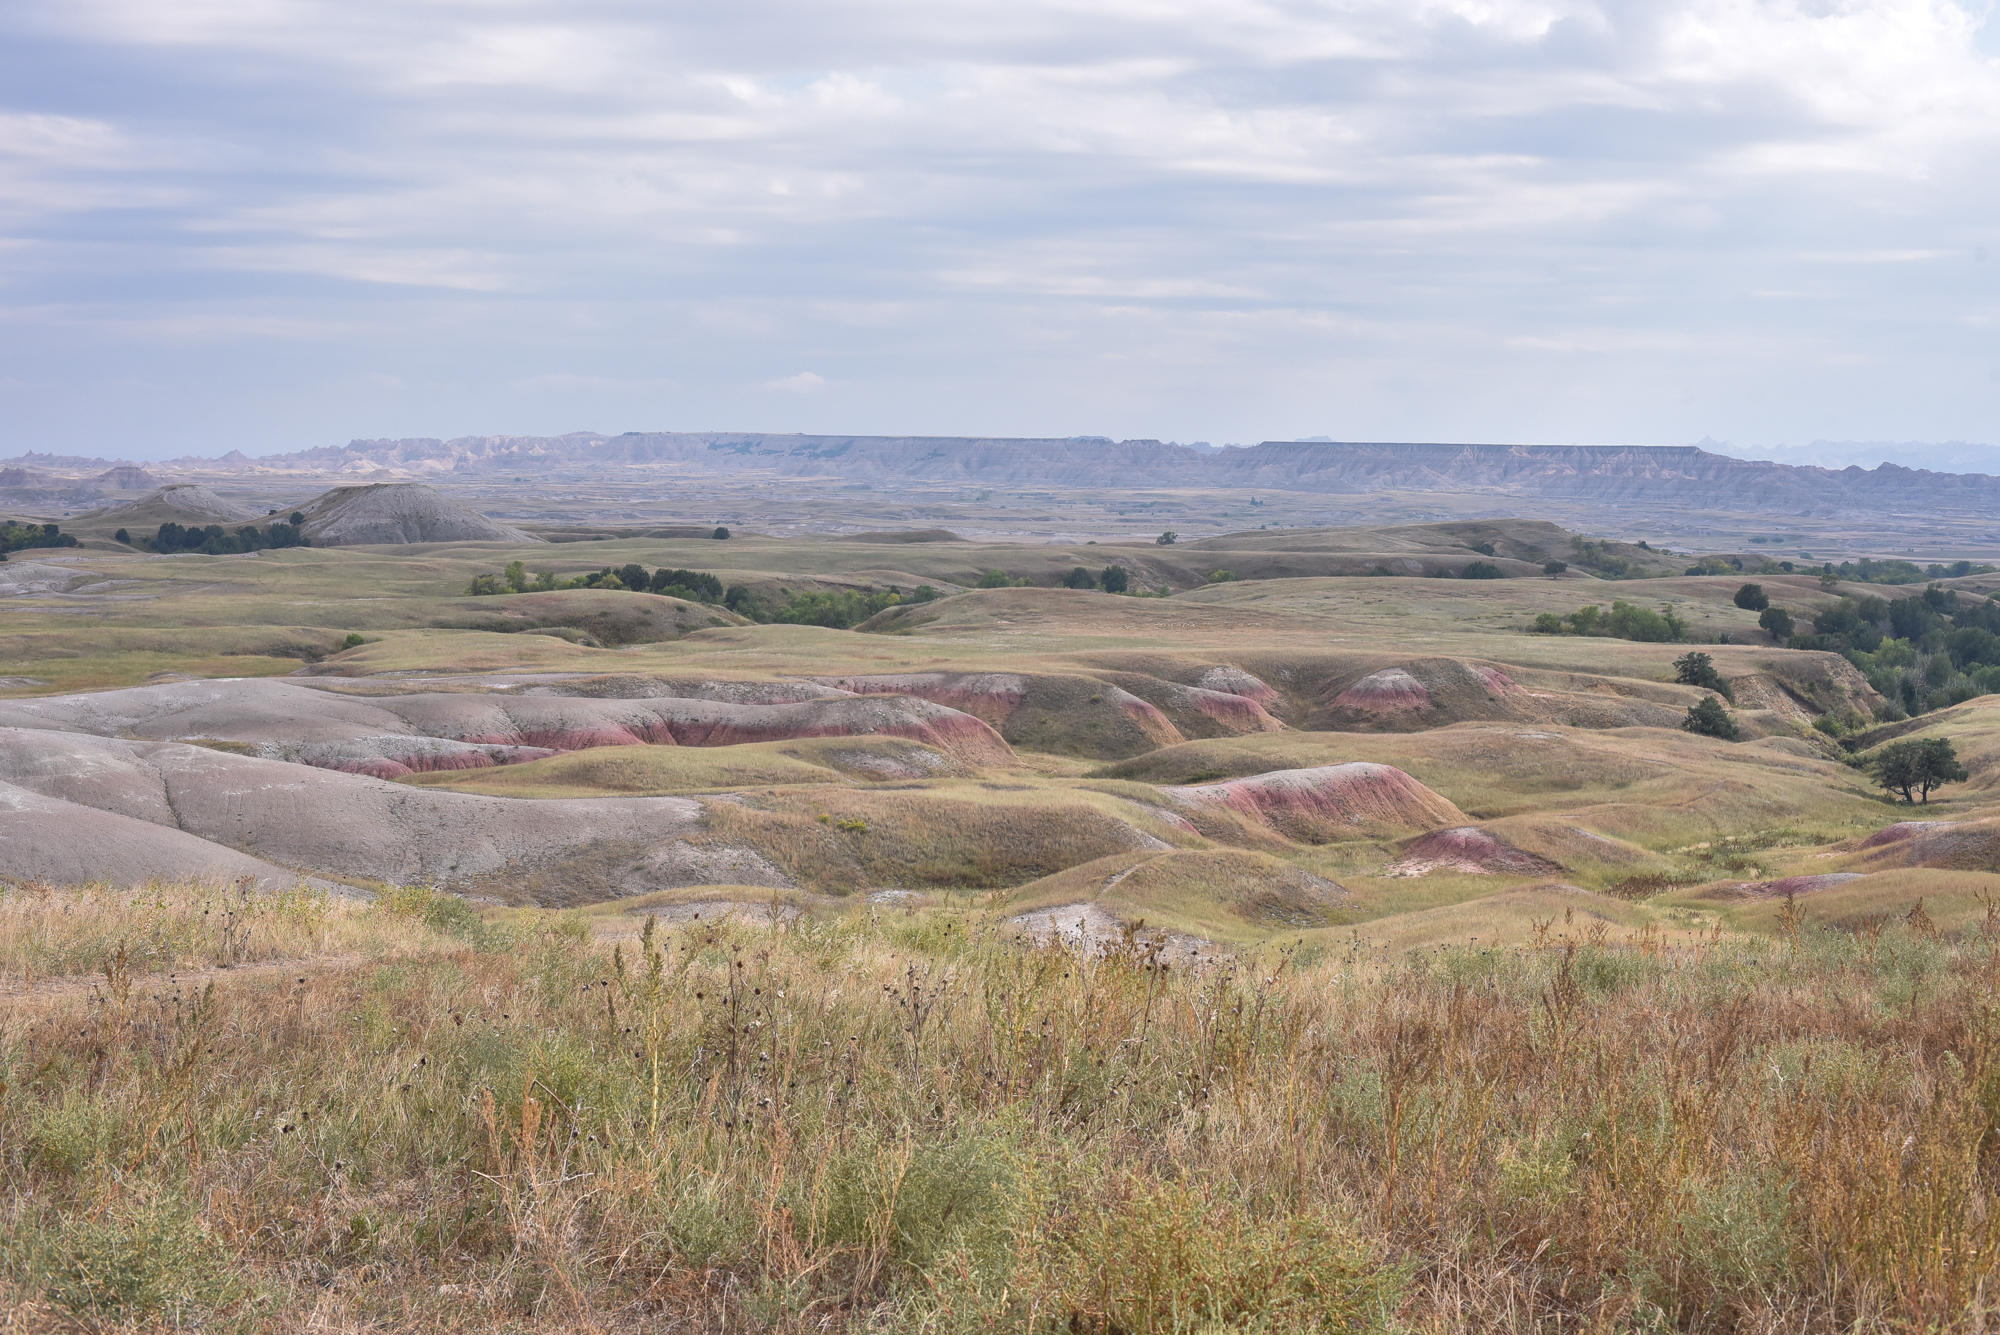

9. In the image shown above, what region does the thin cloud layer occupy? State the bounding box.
[1,0,1996,460]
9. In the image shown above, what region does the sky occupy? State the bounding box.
[2,0,1998,465]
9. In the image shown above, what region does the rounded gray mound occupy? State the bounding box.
[296,482,538,546]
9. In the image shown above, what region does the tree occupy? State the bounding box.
[1872,737,1968,804]
[1682,695,1740,740]
[1673,651,1733,700]
[1461,561,1504,579]
[1759,605,1793,641]
[976,569,1016,588]
[713,527,730,540]
[1101,565,1130,594]
[1819,564,1840,590]
[1543,560,1567,578]
[617,563,650,594]
[504,560,528,593]
[1063,566,1095,589]
[114,528,130,544]
[465,573,506,596]
[532,570,560,592]
[1156,531,1178,545]
[291,513,305,526]
[1734,583,1769,611]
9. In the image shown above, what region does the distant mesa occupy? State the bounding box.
[0,468,54,489]
[95,466,159,489]
[295,482,537,546]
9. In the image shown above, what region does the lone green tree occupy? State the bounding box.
[1101,565,1130,594]
[1155,531,1177,545]
[1543,560,1567,578]
[712,527,730,540]
[504,560,528,593]
[1063,566,1095,589]
[1672,650,1732,700]
[1682,695,1741,740]
[1759,605,1793,641]
[1734,583,1769,611]
[1872,737,1968,804]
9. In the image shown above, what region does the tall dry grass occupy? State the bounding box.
[0,883,1996,1332]
[0,879,456,985]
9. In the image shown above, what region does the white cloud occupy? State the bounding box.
[767,371,826,392]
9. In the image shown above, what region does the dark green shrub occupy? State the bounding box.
[1683,695,1741,740]
[1673,651,1733,700]
[1735,583,1770,611]
[1462,561,1504,579]
[1101,565,1130,594]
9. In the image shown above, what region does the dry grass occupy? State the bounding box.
[0,880,458,987]
[2,882,1997,1332]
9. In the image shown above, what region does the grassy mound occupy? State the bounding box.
[1007,848,1350,940]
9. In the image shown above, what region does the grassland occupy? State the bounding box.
[8,513,2000,1329]
[2,881,1996,1332]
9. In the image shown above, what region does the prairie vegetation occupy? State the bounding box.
[4,881,1997,1331]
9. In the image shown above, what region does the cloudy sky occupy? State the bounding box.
[2,0,1997,463]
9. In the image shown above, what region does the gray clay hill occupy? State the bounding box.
[85,483,262,529]
[296,482,539,546]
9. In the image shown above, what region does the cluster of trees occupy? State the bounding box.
[1567,535,1657,579]
[1792,585,2000,719]
[1731,583,1794,641]
[763,586,937,628]
[1532,601,1689,643]
[973,566,1135,593]
[1824,556,1995,586]
[466,562,727,599]
[1676,656,1974,790]
[141,517,308,555]
[0,521,78,558]
[1423,562,1505,579]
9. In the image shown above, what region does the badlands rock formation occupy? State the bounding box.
[90,483,261,526]
[0,677,1014,779]
[296,482,537,545]
[0,676,1023,894]
[1168,762,1465,842]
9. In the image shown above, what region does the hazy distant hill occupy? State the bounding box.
[299,433,2000,515]
[11,434,2000,517]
